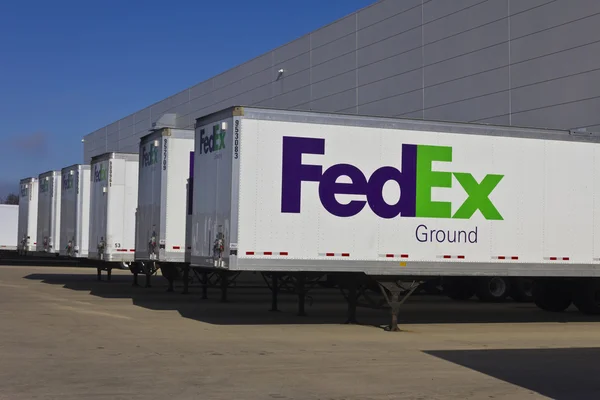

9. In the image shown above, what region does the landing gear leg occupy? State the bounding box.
[270,273,279,312]
[345,278,358,325]
[97,268,102,281]
[296,273,306,317]
[220,272,228,303]
[107,268,112,281]
[378,280,420,332]
[182,265,189,295]
[202,271,208,300]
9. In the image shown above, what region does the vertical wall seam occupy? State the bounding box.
[508,0,512,125]
[309,33,313,111]
[421,0,425,119]
[355,12,359,114]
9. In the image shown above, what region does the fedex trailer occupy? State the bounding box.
[59,164,91,258]
[0,205,18,251]
[190,106,600,328]
[17,177,38,253]
[89,152,138,279]
[37,171,62,254]
[134,127,194,289]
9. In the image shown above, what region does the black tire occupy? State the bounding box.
[509,277,534,302]
[443,278,475,301]
[573,280,600,315]
[476,277,510,302]
[533,279,572,312]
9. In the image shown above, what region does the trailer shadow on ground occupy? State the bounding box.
[425,347,600,400]
[23,271,600,328]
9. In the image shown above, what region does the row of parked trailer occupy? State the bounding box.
[14,107,600,330]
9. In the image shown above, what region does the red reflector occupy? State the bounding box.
[458,255,465,259]
[116,249,127,252]
[386,254,394,258]
[401,254,409,258]
[34,242,37,245]
[498,256,506,260]
[246,251,255,255]
[443,255,451,259]
[563,257,570,261]
[173,246,181,250]
[511,256,519,260]
[280,252,288,256]
[342,253,350,257]
[264,251,273,256]
[130,249,135,252]
[326,253,335,257]
[550,257,557,261]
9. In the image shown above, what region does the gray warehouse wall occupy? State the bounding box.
[84,0,600,162]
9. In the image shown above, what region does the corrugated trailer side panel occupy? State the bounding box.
[136,134,161,260]
[235,110,600,277]
[89,154,138,262]
[89,159,109,259]
[190,117,235,267]
[122,158,139,259]
[164,133,195,261]
[192,107,600,278]
[60,165,91,257]
[37,171,61,253]
[106,158,138,261]
[79,167,91,258]
[18,178,38,251]
[0,205,18,250]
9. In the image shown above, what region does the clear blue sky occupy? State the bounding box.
[0,0,374,198]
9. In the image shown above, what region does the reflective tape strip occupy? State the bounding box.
[494,256,519,260]
[545,257,570,261]
[245,251,289,256]
[172,246,181,250]
[380,254,409,259]
[319,253,350,257]
[438,255,465,260]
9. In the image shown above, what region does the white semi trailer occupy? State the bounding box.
[134,127,194,289]
[89,152,138,280]
[189,106,600,329]
[59,164,91,258]
[0,205,18,251]
[37,171,62,254]
[17,177,38,253]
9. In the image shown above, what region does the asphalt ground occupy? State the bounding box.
[1,265,600,399]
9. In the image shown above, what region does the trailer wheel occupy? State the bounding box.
[533,279,572,312]
[509,278,534,302]
[443,278,475,301]
[573,280,600,315]
[476,277,510,302]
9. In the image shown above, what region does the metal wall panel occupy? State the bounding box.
[84,0,600,163]
[425,92,510,122]
[358,47,422,86]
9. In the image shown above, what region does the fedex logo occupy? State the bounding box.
[199,125,226,155]
[93,164,107,182]
[142,144,159,167]
[281,137,504,220]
